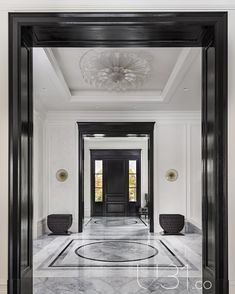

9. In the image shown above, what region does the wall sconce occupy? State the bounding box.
[56,169,68,182]
[165,169,178,182]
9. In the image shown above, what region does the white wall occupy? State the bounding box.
[155,121,202,230]
[84,137,149,217]
[189,124,202,227]
[42,112,201,233]
[0,11,8,294]
[1,3,235,294]
[156,125,187,217]
[44,122,79,232]
[33,111,47,238]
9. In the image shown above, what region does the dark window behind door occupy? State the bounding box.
[91,150,141,216]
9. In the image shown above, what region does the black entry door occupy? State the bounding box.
[91,150,141,217]
[104,159,127,216]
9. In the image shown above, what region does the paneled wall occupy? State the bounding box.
[155,123,202,229]
[34,111,201,234]
[44,122,79,232]
[33,112,47,238]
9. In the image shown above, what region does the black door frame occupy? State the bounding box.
[77,122,155,231]
[8,12,228,294]
[90,149,141,217]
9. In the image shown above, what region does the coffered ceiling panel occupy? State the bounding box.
[51,47,182,92]
[33,47,201,111]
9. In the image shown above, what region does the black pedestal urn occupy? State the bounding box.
[47,214,73,235]
[159,214,185,235]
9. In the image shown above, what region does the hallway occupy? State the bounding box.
[33,217,202,293]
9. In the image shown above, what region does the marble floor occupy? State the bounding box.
[33,217,202,293]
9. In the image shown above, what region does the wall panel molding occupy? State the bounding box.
[46,111,201,123]
[186,124,191,221]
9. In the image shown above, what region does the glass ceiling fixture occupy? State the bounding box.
[79,50,152,91]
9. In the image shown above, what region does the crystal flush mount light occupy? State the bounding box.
[80,50,152,91]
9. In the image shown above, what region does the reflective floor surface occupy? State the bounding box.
[33,217,202,293]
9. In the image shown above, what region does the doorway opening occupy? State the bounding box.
[78,122,154,232]
[9,12,228,294]
[90,149,141,217]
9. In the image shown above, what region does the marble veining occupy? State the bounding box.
[33,217,202,294]
[93,218,139,226]
[75,240,158,262]
[34,277,202,294]
[49,238,185,268]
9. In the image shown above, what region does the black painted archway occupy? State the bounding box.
[9,12,228,294]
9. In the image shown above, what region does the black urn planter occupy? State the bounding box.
[47,214,73,235]
[159,214,185,235]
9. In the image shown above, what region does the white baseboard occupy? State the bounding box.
[36,217,47,237]
[154,222,161,233]
[70,221,78,233]
[186,218,202,230]
[230,281,235,294]
[84,209,91,218]
[0,281,7,294]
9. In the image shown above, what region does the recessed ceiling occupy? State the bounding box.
[33,47,201,112]
[51,48,182,92]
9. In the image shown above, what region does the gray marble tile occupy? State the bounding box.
[33,277,202,294]
[33,217,202,294]
[185,222,202,234]
[33,235,57,255]
[48,238,189,268]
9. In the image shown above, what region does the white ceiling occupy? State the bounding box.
[51,48,182,92]
[33,47,201,112]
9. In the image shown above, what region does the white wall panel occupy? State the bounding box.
[46,123,78,231]
[0,11,8,293]
[189,124,202,228]
[156,124,187,216]
[33,112,46,238]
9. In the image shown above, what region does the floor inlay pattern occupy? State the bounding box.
[48,238,185,268]
[33,217,202,293]
[93,219,139,226]
[75,240,158,262]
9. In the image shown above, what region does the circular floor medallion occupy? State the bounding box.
[75,241,158,262]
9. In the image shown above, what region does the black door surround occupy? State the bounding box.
[9,12,228,294]
[78,122,155,232]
